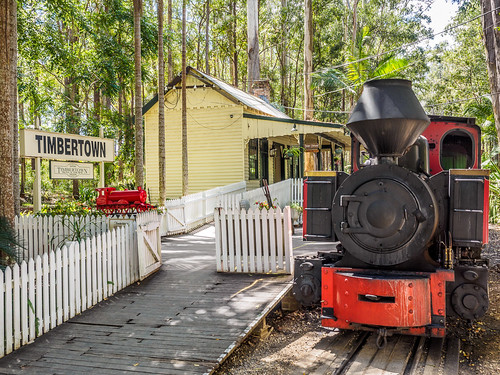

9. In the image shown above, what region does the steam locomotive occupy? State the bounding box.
[96,187,155,215]
[293,79,490,342]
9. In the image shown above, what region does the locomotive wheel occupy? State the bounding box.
[451,283,489,320]
[332,164,438,266]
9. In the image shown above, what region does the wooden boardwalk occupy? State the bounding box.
[0,224,324,375]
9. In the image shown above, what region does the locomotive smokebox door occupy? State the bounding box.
[332,164,438,267]
[303,171,347,242]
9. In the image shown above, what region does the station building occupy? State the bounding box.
[142,67,350,203]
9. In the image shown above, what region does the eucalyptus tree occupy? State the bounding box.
[181,0,188,196]
[205,0,210,74]
[248,0,261,92]
[158,0,166,204]
[0,0,17,224]
[167,0,173,81]
[481,0,500,143]
[134,0,144,188]
[304,0,313,120]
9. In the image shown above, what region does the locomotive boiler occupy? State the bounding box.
[293,79,490,341]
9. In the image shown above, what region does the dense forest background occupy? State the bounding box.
[3,0,499,217]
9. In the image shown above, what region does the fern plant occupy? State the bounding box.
[0,216,21,268]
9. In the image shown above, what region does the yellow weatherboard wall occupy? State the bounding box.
[144,76,244,203]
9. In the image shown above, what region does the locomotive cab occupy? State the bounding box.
[295,79,490,339]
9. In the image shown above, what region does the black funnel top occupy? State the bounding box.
[347,79,430,157]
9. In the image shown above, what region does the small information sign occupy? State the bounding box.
[50,161,94,180]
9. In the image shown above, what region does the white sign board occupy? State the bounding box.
[20,129,114,162]
[50,161,94,180]
[109,218,136,230]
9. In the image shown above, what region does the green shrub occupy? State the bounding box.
[0,216,22,268]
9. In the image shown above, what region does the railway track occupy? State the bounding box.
[310,330,460,375]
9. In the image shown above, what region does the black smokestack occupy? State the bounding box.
[347,79,429,161]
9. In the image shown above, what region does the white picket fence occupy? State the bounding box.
[15,215,108,261]
[162,181,246,235]
[0,221,139,359]
[214,207,293,274]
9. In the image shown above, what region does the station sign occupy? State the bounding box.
[49,161,94,180]
[20,129,114,162]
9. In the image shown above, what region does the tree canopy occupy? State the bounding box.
[3,0,498,213]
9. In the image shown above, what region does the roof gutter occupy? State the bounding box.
[243,113,345,129]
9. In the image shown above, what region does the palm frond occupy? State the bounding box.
[372,57,408,79]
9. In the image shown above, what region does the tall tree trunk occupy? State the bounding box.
[13,75,19,215]
[280,0,289,112]
[134,0,144,188]
[303,0,313,121]
[482,0,500,143]
[232,1,238,87]
[205,0,210,74]
[247,0,260,93]
[20,90,25,199]
[0,0,16,225]
[181,0,188,196]
[158,0,166,204]
[351,0,360,53]
[65,75,80,199]
[196,20,201,70]
[115,29,124,181]
[94,85,101,122]
[167,0,173,81]
[118,82,124,182]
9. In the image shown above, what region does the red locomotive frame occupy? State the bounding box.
[96,187,155,215]
[321,268,454,338]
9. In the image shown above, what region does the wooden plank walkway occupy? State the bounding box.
[0,224,323,375]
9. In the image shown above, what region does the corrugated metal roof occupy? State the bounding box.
[193,69,291,119]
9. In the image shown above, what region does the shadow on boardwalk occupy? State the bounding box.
[0,224,328,375]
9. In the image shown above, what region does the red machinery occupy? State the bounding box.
[96,187,154,215]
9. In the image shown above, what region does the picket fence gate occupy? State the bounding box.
[136,211,162,280]
[214,207,293,274]
[0,220,140,359]
[14,215,108,261]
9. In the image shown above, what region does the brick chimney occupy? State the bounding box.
[251,79,271,103]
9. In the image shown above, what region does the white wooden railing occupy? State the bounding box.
[214,207,293,274]
[0,221,139,359]
[162,181,246,235]
[161,179,303,236]
[15,215,108,261]
[225,178,303,211]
